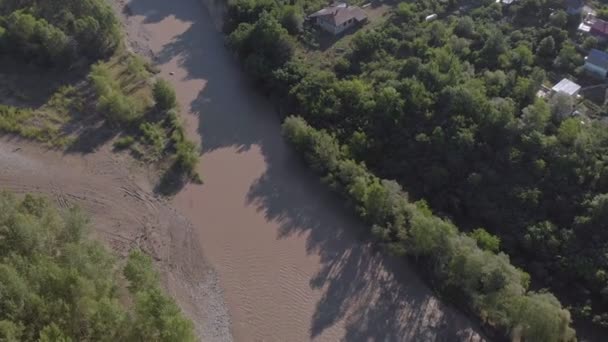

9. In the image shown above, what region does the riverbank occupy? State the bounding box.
[116,0,487,340]
[0,137,231,340]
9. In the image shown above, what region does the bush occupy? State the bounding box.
[99,91,142,123]
[113,135,135,149]
[89,62,145,124]
[139,122,167,158]
[153,79,177,111]
[175,138,199,175]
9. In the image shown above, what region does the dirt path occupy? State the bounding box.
[0,138,231,341]
[116,0,487,340]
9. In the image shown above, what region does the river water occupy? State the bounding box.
[124,0,484,340]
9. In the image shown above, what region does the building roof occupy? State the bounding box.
[586,49,608,69]
[551,78,581,96]
[309,3,367,27]
[591,19,608,36]
[566,0,583,9]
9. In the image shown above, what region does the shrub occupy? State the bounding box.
[153,79,177,111]
[89,62,145,124]
[175,139,199,175]
[139,122,166,158]
[99,91,142,123]
[113,135,135,149]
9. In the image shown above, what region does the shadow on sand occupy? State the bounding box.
[126,0,483,340]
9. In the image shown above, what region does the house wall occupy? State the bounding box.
[316,17,337,34]
[584,62,608,78]
[334,20,356,34]
[316,17,357,35]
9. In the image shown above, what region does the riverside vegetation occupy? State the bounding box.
[0,0,200,182]
[0,192,195,341]
[222,0,608,339]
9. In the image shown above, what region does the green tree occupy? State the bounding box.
[536,36,556,59]
[469,228,501,253]
[549,10,568,27]
[0,192,196,341]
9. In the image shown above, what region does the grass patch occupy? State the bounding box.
[113,135,135,150]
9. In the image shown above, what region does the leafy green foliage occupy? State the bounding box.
[205,0,606,334]
[89,63,145,124]
[153,79,177,111]
[113,135,135,149]
[0,192,195,341]
[469,228,501,253]
[0,0,121,66]
[282,116,575,341]
[140,122,167,159]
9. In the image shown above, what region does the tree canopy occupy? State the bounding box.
[0,0,121,66]
[0,192,195,341]
[223,0,606,337]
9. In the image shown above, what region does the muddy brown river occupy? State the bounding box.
[119,0,486,340]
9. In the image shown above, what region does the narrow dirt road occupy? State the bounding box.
[119,0,486,341]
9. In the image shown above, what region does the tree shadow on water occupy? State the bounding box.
[154,162,189,196]
[125,0,486,340]
[246,154,486,341]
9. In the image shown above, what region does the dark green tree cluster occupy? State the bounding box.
[0,192,195,341]
[228,11,295,84]
[223,0,607,336]
[283,116,575,341]
[0,0,120,66]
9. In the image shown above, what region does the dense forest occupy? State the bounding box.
[0,0,120,66]
[0,192,195,341]
[225,0,608,338]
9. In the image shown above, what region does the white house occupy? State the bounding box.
[584,49,608,78]
[308,3,368,35]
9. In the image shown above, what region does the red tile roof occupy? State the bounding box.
[591,19,608,37]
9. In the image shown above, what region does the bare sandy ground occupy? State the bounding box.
[114,0,488,340]
[0,139,232,341]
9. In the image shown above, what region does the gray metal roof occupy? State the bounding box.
[587,49,608,70]
[551,78,581,96]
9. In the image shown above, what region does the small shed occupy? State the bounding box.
[585,49,608,78]
[551,78,581,97]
